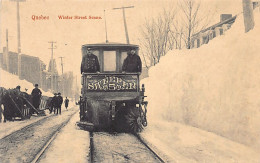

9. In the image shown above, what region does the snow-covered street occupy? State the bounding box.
[0,106,78,163]
[1,105,259,162]
[39,110,90,163]
[1,2,260,163]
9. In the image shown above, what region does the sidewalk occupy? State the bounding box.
[141,120,260,163]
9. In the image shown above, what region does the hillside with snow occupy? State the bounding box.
[142,9,260,155]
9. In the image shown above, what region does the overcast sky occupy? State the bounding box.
[0,0,242,76]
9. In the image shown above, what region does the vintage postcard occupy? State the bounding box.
[0,0,259,162]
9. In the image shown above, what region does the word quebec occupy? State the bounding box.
[58,15,102,20]
[32,15,49,21]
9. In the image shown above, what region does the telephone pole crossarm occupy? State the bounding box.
[113,6,134,44]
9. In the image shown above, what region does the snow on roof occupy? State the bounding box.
[0,68,53,97]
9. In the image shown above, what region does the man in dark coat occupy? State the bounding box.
[64,97,69,110]
[56,93,63,115]
[49,93,57,114]
[81,48,100,73]
[31,84,42,115]
[122,49,142,73]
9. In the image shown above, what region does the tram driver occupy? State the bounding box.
[122,49,142,74]
[81,48,100,74]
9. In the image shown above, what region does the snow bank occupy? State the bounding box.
[0,68,53,97]
[143,10,260,150]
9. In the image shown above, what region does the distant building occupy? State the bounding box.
[191,2,259,49]
[46,59,60,93]
[20,54,45,85]
[8,52,18,75]
[0,48,49,91]
[191,14,236,49]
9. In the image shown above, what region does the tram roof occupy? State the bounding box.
[82,42,139,49]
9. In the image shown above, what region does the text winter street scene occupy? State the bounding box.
[0,0,260,162]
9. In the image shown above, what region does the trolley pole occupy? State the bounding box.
[113,6,134,44]
[59,56,64,96]
[10,0,26,78]
[48,41,56,93]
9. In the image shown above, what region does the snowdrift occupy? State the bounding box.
[0,68,53,97]
[143,10,260,150]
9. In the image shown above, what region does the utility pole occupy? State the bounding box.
[48,41,56,93]
[113,6,134,44]
[59,56,64,96]
[6,29,9,72]
[10,0,26,78]
[0,0,2,53]
[104,10,108,43]
[39,60,43,89]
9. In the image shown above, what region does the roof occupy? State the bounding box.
[192,15,237,38]
[82,42,139,49]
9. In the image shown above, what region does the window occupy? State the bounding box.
[121,51,127,66]
[220,29,224,35]
[104,51,116,71]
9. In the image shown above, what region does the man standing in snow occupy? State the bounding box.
[57,93,63,115]
[31,84,42,114]
[122,49,142,73]
[50,93,57,114]
[64,97,69,110]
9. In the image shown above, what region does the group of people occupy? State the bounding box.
[49,93,69,115]
[81,48,142,73]
[0,84,41,122]
[0,83,71,122]
[31,84,70,115]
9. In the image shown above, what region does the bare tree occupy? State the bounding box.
[179,0,213,49]
[139,8,177,66]
[139,1,213,67]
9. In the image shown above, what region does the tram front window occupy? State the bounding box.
[104,51,116,72]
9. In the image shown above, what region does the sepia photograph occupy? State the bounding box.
[0,0,260,162]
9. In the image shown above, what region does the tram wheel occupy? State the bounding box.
[125,108,143,133]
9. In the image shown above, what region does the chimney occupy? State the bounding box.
[220,14,232,22]
[253,1,260,9]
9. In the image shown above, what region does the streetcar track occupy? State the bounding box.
[89,131,94,163]
[134,133,165,163]
[32,109,78,163]
[89,131,165,163]
[0,113,56,140]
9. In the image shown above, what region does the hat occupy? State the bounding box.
[58,92,61,95]
[35,84,38,87]
[16,85,21,89]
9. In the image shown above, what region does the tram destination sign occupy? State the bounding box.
[86,74,138,92]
